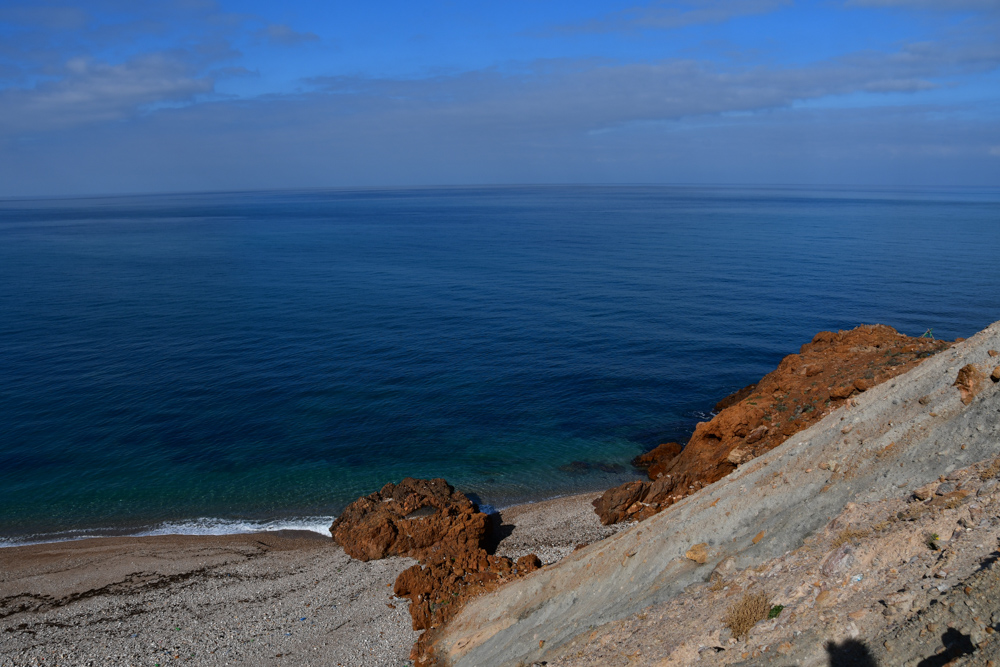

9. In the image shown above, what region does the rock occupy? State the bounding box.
[330,477,489,561]
[803,364,825,377]
[954,364,987,405]
[595,325,951,525]
[712,556,737,578]
[913,482,939,500]
[831,384,856,399]
[685,543,709,564]
[821,544,855,578]
[992,366,1000,383]
[330,477,553,666]
[714,384,757,412]
[633,442,683,480]
[726,448,752,466]
[989,350,999,357]
[592,481,649,525]
[516,554,542,574]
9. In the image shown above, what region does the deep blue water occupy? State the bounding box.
[1,185,999,545]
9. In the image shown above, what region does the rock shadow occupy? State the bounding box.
[483,512,515,554]
[825,638,877,666]
[916,628,976,667]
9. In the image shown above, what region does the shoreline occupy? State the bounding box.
[0,492,612,666]
[0,479,639,550]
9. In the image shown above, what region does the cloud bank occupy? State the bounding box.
[0,0,998,195]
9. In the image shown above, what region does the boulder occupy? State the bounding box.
[633,442,683,480]
[592,481,649,525]
[830,383,855,399]
[714,384,757,412]
[821,544,855,578]
[685,543,709,564]
[334,478,544,666]
[330,477,489,561]
[954,364,987,405]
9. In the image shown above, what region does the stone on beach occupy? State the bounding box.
[330,477,489,561]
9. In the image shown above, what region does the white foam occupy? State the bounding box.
[0,516,335,549]
[139,516,335,538]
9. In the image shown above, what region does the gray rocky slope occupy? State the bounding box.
[437,320,1000,666]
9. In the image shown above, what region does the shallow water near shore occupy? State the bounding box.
[2,185,999,545]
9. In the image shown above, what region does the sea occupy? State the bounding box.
[1,185,999,546]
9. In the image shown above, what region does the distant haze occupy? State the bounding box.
[1,0,999,197]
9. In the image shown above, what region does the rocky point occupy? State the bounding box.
[331,477,541,665]
[595,324,952,524]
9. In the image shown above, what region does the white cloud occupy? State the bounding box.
[0,55,213,132]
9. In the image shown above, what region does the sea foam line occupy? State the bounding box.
[0,516,335,549]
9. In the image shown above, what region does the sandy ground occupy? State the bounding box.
[0,493,612,667]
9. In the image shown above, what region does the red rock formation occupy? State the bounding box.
[330,477,489,561]
[954,364,987,405]
[331,478,542,666]
[632,442,682,481]
[594,325,951,524]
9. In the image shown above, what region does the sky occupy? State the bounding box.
[1,0,999,196]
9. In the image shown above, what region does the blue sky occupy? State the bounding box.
[1,0,999,196]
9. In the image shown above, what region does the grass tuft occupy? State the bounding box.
[980,457,1000,481]
[832,527,870,547]
[723,590,771,640]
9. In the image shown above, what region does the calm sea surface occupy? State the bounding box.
[1,185,999,544]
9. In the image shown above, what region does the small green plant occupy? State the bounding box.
[767,605,784,619]
[775,403,787,412]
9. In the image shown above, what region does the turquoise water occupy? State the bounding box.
[1,185,998,544]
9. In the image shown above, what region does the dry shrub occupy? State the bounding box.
[709,576,727,592]
[980,457,1000,481]
[871,520,891,533]
[723,590,771,640]
[832,526,870,547]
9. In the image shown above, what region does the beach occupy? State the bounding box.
[0,493,617,667]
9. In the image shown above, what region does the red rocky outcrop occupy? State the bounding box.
[330,477,488,561]
[594,325,952,524]
[332,478,542,666]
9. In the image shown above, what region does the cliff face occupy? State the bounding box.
[595,325,951,524]
[436,321,1000,667]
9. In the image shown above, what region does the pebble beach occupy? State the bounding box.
[0,493,620,667]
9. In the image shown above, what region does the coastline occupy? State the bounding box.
[0,493,612,666]
[6,321,997,666]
